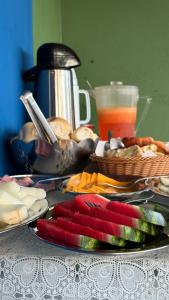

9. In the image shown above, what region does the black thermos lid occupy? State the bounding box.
[23,43,81,81]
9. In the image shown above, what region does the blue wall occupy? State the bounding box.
[0,0,33,175]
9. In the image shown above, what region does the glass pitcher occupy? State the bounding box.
[90,81,152,140]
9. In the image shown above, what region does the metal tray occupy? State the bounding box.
[28,198,169,256]
[0,173,75,235]
[0,199,48,234]
[58,178,150,198]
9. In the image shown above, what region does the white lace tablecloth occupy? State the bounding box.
[1,191,169,300]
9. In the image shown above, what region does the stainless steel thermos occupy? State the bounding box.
[23,43,91,129]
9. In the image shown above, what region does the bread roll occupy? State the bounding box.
[18,122,38,143]
[48,117,72,140]
[0,204,28,224]
[105,145,143,158]
[141,144,158,153]
[71,126,98,142]
[19,117,72,143]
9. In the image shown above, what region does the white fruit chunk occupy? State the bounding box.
[20,195,38,209]
[0,190,22,206]
[17,187,46,200]
[0,205,28,224]
[158,183,169,194]
[0,181,20,196]
[29,199,47,216]
[160,177,169,187]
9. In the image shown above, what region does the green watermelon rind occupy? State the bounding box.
[108,201,166,227]
[79,235,98,249]
[139,207,166,227]
[57,218,127,247]
[72,214,145,243]
[122,226,145,242]
[136,220,158,236]
[107,235,126,247]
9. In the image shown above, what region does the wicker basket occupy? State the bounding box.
[90,154,169,178]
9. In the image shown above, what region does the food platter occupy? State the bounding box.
[0,198,48,234]
[0,174,50,234]
[29,198,169,256]
[58,178,150,198]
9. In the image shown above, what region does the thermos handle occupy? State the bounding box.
[78,89,91,126]
[136,96,152,133]
[23,66,39,81]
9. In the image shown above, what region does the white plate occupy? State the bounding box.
[0,198,49,234]
[0,174,49,234]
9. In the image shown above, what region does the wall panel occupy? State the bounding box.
[0,0,33,175]
[61,0,169,140]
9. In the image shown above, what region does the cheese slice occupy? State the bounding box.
[0,204,28,224]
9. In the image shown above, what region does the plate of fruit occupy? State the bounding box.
[0,175,48,234]
[58,171,149,197]
[29,193,169,255]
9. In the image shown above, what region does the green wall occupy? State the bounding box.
[32,0,62,62]
[61,0,169,140]
[33,0,169,140]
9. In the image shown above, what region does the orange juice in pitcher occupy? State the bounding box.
[90,82,151,140]
[98,107,136,140]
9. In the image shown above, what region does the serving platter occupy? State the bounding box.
[0,174,52,234]
[0,198,48,234]
[58,178,150,198]
[29,198,169,256]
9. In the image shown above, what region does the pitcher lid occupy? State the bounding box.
[94,81,139,96]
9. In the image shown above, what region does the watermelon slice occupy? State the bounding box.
[52,202,77,218]
[55,217,126,247]
[72,213,145,243]
[37,219,98,249]
[59,200,76,210]
[107,201,166,227]
[52,204,73,218]
[86,207,158,236]
[74,194,109,214]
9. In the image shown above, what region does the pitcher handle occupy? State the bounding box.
[78,89,91,125]
[136,96,152,133]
